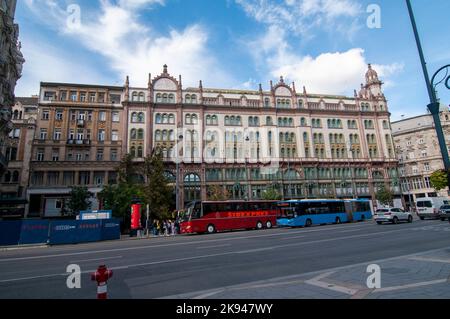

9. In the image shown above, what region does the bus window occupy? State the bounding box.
[192,202,202,219]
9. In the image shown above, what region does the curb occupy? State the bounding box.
[0,244,48,252]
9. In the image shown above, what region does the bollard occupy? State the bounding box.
[91,265,113,299]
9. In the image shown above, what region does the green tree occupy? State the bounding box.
[262,187,282,200]
[67,186,93,216]
[99,183,144,219]
[430,169,449,191]
[143,152,174,220]
[207,185,230,201]
[376,186,394,207]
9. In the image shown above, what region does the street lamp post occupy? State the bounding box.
[245,136,250,201]
[406,0,450,188]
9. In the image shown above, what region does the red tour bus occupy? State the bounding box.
[179,200,278,234]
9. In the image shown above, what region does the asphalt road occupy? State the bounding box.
[1,218,450,299]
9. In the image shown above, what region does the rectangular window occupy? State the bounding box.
[13,128,20,138]
[53,129,61,141]
[424,163,430,171]
[37,149,45,161]
[43,91,56,101]
[52,149,59,162]
[99,111,106,122]
[76,153,82,161]
[63,172,74,186]
[69,129,75,140]
[96,149,104,161]
[112,130,119,141]
[89,93,96,102]
[42,110,49,120]
[70,110,76,121]
[111,149,118,161]
[59,91,67,101]
[87,111,93,121]
[76,129,84,140]
[67,152,73,161]
[98,129,105,142]
[39,129,47,140]
[98,93,105,103]
[78,111,86,120]
[79,171,90,185]
[55,110,63,121]
[80,92,87,102]
[70,91,77,102]
[110,94,121,104]
[112,112,119,122]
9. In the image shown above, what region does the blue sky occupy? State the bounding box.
[15,0,450,121]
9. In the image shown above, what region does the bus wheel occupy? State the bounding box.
[266,221,273,229]
[256,221,263,230]
[305,219,312,227]
[207,224,216,234]
[335,217,341,224]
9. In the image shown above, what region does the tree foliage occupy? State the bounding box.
[376,185,394,207]
[207,185,230,201]
[67,186,93,216]
[262,187,282,200]
[430,170,449,191]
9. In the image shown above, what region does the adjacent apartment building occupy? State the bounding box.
[0,0,25,174]
[8,64,400,217]
[391,109,450,209]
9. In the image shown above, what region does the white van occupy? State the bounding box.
[416,197,450,220]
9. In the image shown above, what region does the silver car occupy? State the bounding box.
[374,208,413,225]
[438,205,450,221]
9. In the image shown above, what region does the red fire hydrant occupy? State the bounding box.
[91,265,113,299]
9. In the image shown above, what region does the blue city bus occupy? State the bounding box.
[276,199,373,227]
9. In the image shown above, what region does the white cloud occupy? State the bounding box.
[248,25,403,95]
[235,0,363,39]
[15,39,110,97]
[22,0,234,89]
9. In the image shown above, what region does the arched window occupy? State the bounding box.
[162,114,168,124]
[191,95,197,104]
[212,115,218,125]
[192,114,198,124]
[169,130,175,141]
[137,146,143,158]
[139,92,145,102]
[303,132,308,142]
[155,113,162,124]
[162,130,168,141]
[162,94,168,103]
[138,112,145,123]
[265,98,270,107]
[4,171,11,183]
[301,118,306,126]
[225,116,230,126]
[169,114,175,124]
[13,110,18,119]
[156,94,162,103]
[288,118,293,127]
[132,92,138,101]
[137,129,144,140]
[130,146,136,157]
[130,129,137,140]
[168,94,175,103]
[185,114,191,124]
[185,95,191,104]
[131,112,138,122]
[155,130,162,141]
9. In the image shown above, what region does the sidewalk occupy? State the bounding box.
[164,247,450,299]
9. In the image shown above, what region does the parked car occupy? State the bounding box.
[374,208,413,225]
[439,205,450,221]
[416,197,450,220]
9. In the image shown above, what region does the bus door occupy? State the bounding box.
[344,201,354,222]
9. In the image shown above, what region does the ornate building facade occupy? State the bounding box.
[392,109,450,210]
[0,0,24,174]
[23,64,399,217]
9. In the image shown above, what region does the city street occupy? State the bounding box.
[1,218,450,299]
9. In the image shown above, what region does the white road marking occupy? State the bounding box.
[196,244,231,250]
[375,279,448,292]
[0,227,439,283]
[70,256,123,263]
[305,271,359,295]
[408,256,450,264]
[279,235,306,240]
[0,222,379,262]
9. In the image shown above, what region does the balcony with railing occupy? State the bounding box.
[66,139,91,146]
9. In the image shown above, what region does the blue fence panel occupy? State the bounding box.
[19,220,50,245]
[49,221,79,245]
[76,220,102,243]
[0,221,22,246]
[101,219,121,241]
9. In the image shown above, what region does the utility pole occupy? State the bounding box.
[406,0,450,192]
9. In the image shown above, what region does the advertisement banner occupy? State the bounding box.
[19,220,50,245]
[101,219,121,241]
[131,204,142,230]
[48,221,79,245]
